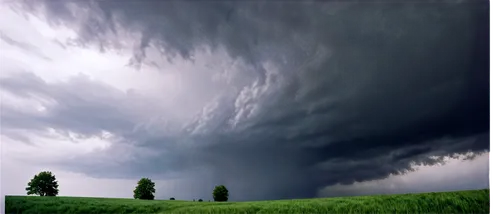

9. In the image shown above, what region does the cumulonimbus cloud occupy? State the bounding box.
[2,0,489,200]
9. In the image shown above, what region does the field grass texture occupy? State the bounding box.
[5,189,489,214]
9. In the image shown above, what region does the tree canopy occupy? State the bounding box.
[212,185,229,202]
[26,171,59,196]
[133,178,155,200]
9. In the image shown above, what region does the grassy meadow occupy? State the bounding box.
[5,189,489,214]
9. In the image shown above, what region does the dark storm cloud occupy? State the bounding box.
[16,0,489,72]
[3,0,489,200]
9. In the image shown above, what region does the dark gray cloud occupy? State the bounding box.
[2,0,489,201]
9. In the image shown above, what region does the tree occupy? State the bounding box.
[169,197,175,200]
[198,199,203,202]
[133,178,155,200]
[26,171,59,196]
[212,185,229,202]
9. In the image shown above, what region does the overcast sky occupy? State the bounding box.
[0,0,489,203]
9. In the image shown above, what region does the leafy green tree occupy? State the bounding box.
[169,197,175,200]
[198,199,203,202]
[133,178,155,200]
[26,171,59,196]
[212,185,229,202]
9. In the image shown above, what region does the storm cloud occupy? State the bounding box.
[1,0,489,201]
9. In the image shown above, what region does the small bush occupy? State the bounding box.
[169,198,175,200]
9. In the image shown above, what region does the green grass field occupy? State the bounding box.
[5,189,489,214]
